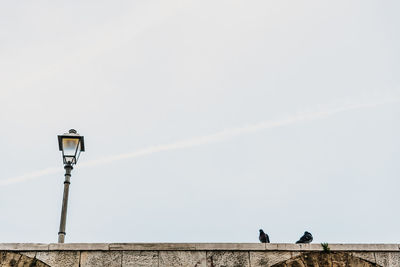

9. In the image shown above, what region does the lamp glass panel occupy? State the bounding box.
[62,138,80,156]
[75,149,82,162]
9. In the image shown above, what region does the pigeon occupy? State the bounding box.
[259,229,270,243]
[296,231,313,244]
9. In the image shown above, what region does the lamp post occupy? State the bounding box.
[57,129,85,243]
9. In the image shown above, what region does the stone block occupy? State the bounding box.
[0,244,49,251]
[0,251,22,267]
[110,243,196,251]
[264,244,278,250]
[17,254,49,267]
[265,243,322,251]
[375,252,400,267]
[195,243,265,251]
[271,252,379,267]
[122,251,158,267]
[80,251,122,267]
[292,243,321,251]
[160,251,206,267]
[250,251,293,267]
[49,243,109,251]
[0,252,49,267]
[351,252,376,264]
[290,251,301,258]
[207,251,249,267]
[19,252,36,259]
[329,244,399,251]
[36,251,80,267]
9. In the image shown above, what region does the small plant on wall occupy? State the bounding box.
[321,243,330,253]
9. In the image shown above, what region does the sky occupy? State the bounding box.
[0,1,399,244]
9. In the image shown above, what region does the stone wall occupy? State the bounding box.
[0,243,399,267]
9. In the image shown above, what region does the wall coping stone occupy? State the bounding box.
[0,243,399,252]
[0,243,50,251]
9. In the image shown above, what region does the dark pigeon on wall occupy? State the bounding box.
[296,231,313,244]
[259,229,270,243]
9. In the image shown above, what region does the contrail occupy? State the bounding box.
[80,97,400,168]
[0,167,61,187]
[1,97,398,186]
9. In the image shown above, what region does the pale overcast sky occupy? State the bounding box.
[0,1,399,244]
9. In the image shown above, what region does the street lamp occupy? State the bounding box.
[57,129,85,243]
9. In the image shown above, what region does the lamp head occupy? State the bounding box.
[58,129,85,165]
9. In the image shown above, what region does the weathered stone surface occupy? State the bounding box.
[375,252,400,267]
[0,244,49,251]
[1,243,400,267]
[110,243,196,251]
[329,244,399,252]
[250,251,293,267]
[80,251,122,267]
[263,243,400,252]
[303,252,331,266]
[1,243,398,252]
[49,243,109,251]
[278,244,321,251]
[195,243,265,251]
[36,251,79,267]
[272,252,379,267]
[207,251,249,267]
[0,251,22,267]
[352,252,376,264]
[290,252,301,258]
[0,252,49,267]
[160,251,206,267]
[19,252,36,259]
[122,251,158,267]
[17,254,49,267]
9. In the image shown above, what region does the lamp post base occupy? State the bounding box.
[58,232,66,243]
